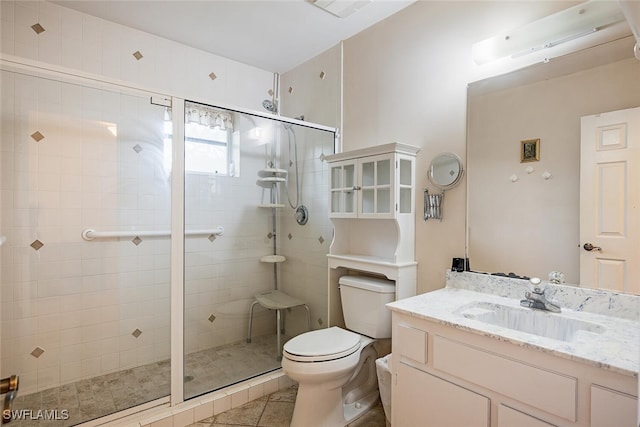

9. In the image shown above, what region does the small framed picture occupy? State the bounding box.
[520,138,540,163]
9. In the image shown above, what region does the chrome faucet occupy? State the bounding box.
[520,278,561,313]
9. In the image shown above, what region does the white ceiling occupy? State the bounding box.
[50,0,416,73]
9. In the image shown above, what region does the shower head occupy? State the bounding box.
[262,99,278,114]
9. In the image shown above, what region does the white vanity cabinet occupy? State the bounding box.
[325,143,419,325]
[391,311,638,427]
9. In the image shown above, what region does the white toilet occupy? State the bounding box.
[281,275,395,427]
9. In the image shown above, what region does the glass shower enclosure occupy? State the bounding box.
[0,65,335,425]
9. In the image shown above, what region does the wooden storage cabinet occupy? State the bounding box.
[325,143,420,326]
[326,144,416,219]
[392,313,638,427]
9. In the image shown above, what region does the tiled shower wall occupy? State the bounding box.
[0,0,290,395]
[277,127,333,337]
[0,1,272,108]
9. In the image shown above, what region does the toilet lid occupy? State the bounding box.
[284,327,361,362]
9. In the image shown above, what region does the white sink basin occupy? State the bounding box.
[454,301,606,342]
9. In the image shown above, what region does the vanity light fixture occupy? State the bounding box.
[472,0,627,65]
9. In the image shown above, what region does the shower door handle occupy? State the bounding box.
[1,375,19,424]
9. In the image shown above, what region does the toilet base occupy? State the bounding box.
[288,342,379,427]
[290,382,379,427]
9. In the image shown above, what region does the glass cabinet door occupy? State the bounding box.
[359,155,393,216]
[330,162,356,215]
[398,158,413,213]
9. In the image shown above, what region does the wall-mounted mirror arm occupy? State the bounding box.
[424,188,444,221]
[424,153,464,221]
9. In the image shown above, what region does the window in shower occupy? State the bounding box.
[165,102,238,176]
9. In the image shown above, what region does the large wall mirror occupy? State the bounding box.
[466,35,640,293]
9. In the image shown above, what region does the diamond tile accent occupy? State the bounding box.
[31,347,44,358]
[208,314,216,323]
[268,89,274,97]
[30,239,44,251]
[267,232,273,239]
[132,328,142,338]
[132,236,142,246]
[288,233,292,240]
[208,234,217,242]
[288,86,293,94]
[317,318,324,326]
[133,144,142,153]
[133,51,143,60]
[208,72,217,80]
[318,236,324,244]
[31,23,45,34]
[31,131,45,142]
[319,71,326,79]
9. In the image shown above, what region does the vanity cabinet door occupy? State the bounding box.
[395,362,490,427]
[590,385,637,427]
[498,404,557,427]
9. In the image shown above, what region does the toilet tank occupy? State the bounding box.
[339,275,396,339]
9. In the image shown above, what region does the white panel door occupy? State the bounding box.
[580,107,639,294]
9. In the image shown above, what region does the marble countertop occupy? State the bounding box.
[388,286,640,377]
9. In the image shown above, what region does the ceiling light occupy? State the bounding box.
[310,0,371,18]
[472,0,627,65]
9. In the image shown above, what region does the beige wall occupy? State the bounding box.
[286,1,608,293]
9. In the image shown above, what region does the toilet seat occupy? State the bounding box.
[284,327,362,362]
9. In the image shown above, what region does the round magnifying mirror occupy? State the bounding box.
[427,153,464,190]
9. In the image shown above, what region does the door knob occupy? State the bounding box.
[583,243,602,252]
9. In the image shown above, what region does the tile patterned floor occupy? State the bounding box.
[7,334,282,426]
[187,386,388,427]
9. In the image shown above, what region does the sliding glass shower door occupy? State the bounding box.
[0,68,171,425]
[182,101,336,399]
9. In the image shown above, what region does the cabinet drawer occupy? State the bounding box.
[397,323,427,364]
[591,384,637,427]
[433,335,577,422]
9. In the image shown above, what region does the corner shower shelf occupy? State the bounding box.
[257,177,286,183]
[258,168,287,176]
[258,204,285,208]
[260,255,286,263]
